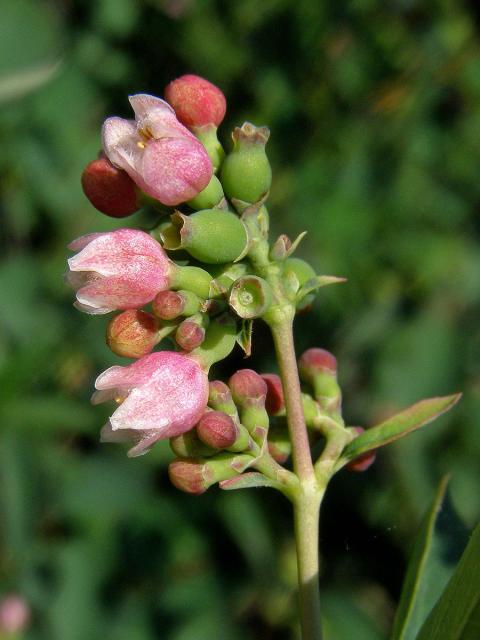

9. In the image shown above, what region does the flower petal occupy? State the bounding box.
[108,352,209,436]
[140,137,212,205]
[102,116,143,175]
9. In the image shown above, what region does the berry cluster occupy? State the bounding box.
[69,74,374,492]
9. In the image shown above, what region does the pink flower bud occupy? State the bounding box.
[152,290,185,320]
[228,369,267,407]
[164,74,226,128]
[67,229,171,314]
[175,316,206,351]
[197,411,239,449]
[106,310,160,358]
[298,348,337,380]
[152,289,201,320]
[94,351,209,457]
[261,373,285,415]
[102,94,212,206]
[0,595,30,634]
[168,457,211,495]
[81,156,140,217]
[346,428,377,472]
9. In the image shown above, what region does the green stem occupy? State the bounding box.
[247,212,323,639]
[270,317,316,483]
[270,317,323,640]
[294,489,324,640]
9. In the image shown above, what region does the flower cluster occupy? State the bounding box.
[69,74,373,484]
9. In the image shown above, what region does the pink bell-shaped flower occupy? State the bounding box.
[93,351,209,457]
[102,94,213,206]
[67,229,171,314]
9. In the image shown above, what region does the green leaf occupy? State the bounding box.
[297,274,347,300]
[339,394,461,463]
[391,475,470,640]
[416,523,480,640]
[236,319,253,356]
[219,472,279,491]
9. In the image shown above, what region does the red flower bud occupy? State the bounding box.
[81,157,140,218]
[197,411,239,449]
[152,289,201,320]
[208,380,233,406]
[260,373,285,415]
[298,348,337,379]
[168,458,211,495]
[106,310,159,358]
[175,316,206,351]
[228,369,267,407]
[164,74,226,128]
[346,428,377,472]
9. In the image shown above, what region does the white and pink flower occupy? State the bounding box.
[102,94,212,206]
[93,351,209,457]
[67,228,171,314]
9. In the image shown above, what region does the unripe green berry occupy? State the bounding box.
[162,210,248,264]
[220,123,272,205]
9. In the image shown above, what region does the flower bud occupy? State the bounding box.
[187,175,225,210]
[346,428,377,472]
[270,234,292,261]
[260,373,285,415]
[299,348,337,378]
[152,289,201,320]
[208,380,238,416]
[81,156,140,217]
[161,210,248,264]
[229,275,273,319]
[168,457,212,495]
[197,411,239,449]
[175,314,208,351]
[164,74,227,128]
[106,310,160,358]
[220,122,272,205]
[229,369,267,408]
[298,348,341,412]
[168,454,244,494]
[170,430,215,458]
[0,595,30,634]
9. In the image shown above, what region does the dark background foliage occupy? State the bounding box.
[0,1,478,638]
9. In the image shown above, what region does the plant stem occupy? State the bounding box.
[270,317,315,483]
[270,316,323,640]
[294,489,324,640]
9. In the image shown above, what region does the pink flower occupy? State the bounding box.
[93,351,209,457]
[67,229,171,314]
[102,94,212,206]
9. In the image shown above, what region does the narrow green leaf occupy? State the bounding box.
[340,393,461,462]
[297,274,347,300]
[219,472,279,491]
[416,524,480,640]
[285,230,308,258]
[391,475,470,640]
[236,318,253,356]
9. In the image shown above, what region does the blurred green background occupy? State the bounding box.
[0,0,479,638]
